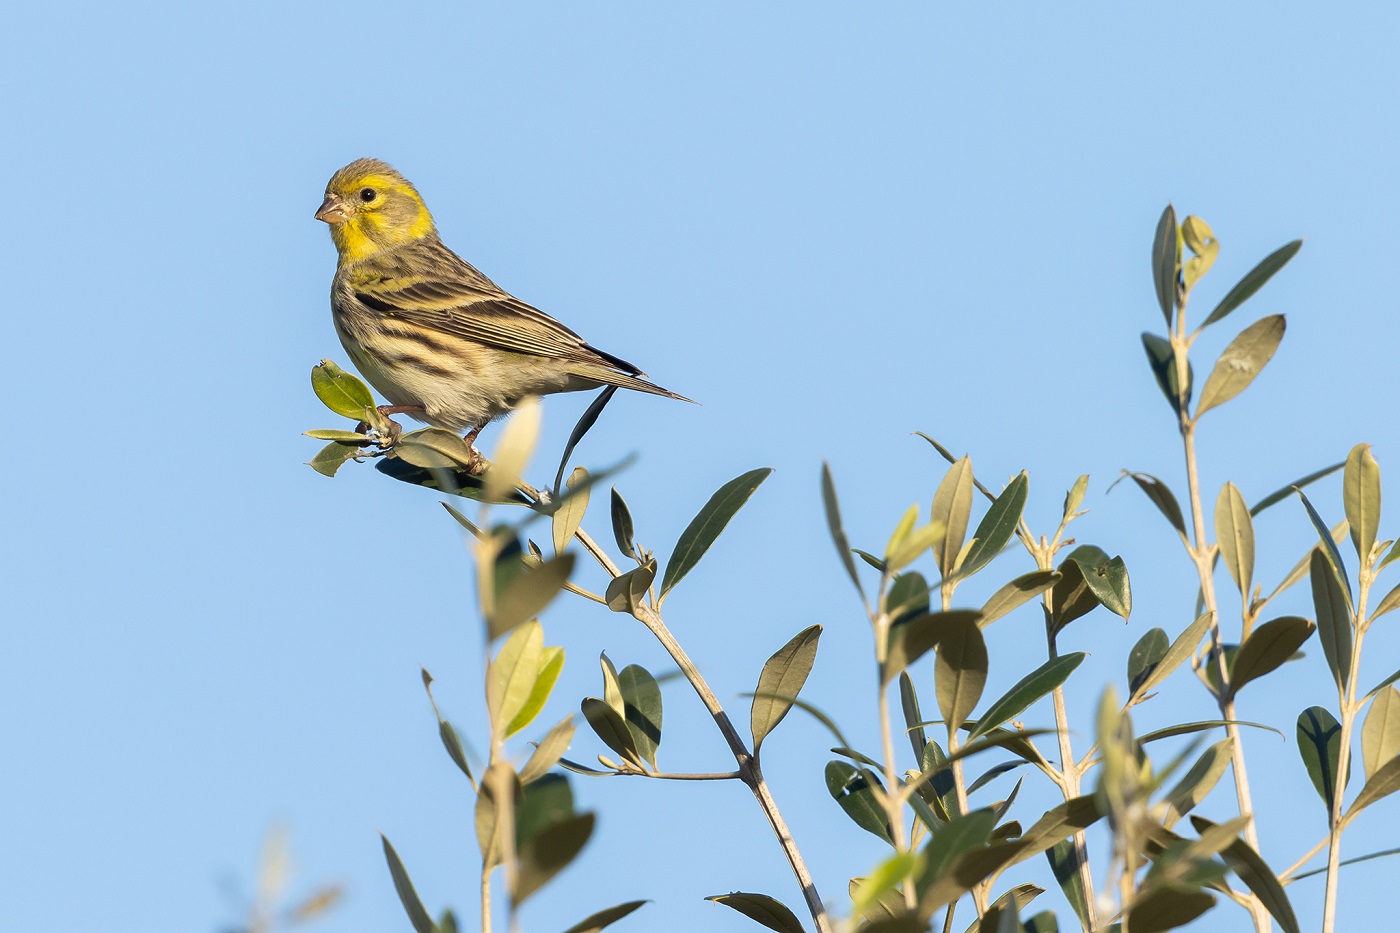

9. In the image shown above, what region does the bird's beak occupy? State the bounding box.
[315,194,351,225]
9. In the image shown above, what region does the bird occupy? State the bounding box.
[314,158,690,447]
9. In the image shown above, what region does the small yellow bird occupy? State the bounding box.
[315,158,690,444]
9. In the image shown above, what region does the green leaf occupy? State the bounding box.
[821,463,866,600]
[312,359,376,420]
[487,622,544,736]
[581,697,642,768]
[506,646,563,738]
[919,809,996,889]
[1371,581,1400,624]
[396,428,478,471]
[854,851,924,919]
[931,457,976,579]
[618,664,662,769]
[1362,686,1400,780]
[885,611,977,683]
[1310,549,1354,692]
[1200,239,1302,330]
[1343,756,1400,825]
[889,571,932,623]
[1344,443,1382,563]
[901,672,928,761]
[1127,628,1169,697]
[1229,616,1314,696]
[380,835,436,933]
[1161,737,1234,828]
[850,876,908,923]
[1045,840,1089,932]
[303,428,369,442]
[704,892,806,933]
[1151,205,1179,326]
[660,468,771,600]
[605,559,656,617]
[560,899,648,933]
[1141,333,1190,414]
[483,397,540,502]
[437,718,474,781]
[968,654,1085,742]
[1050,546,1130,630]
[515,773,574,849]
[1297,706,1345,812]
[1180,214,1218,290]
[475,763,521,867]
[1195,314,1286,418]
[307,440,363,477]
[1187,816,1301,933]
[1252,461,1345,516]
[958,473,1029,580]
[979,571,1060,627]
[1127,886,1214,933]
[919,741,961,822]
[489,554,575,640]
[519,715,576,784]
[1131,610,1209,697]
[1214,482,1254,601]
[752,625,822,753]
[1366,669,1400,701]
[825,761,892,843]
[936,616,988,735]
[1022,912,1060,933]
[1137,720,1280,745]
[609,487,635,558]
[552,385,617,494]
[1122,472,1187,538]
[1295,486,1354,601]
[513,811,594,905]
[552,467,591,556]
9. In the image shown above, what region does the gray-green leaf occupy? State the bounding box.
[752,625,822,753]
[1195,315,1286,418]
[968,654,1084,742]
[705,892,806,933]
[660,468,771,600]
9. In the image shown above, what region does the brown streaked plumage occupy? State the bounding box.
[315,158,691,438]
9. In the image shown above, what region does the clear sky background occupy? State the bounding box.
[5,3,1400,932]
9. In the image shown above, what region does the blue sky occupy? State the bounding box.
[5,3,1400,931]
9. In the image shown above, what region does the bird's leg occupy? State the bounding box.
[463,419,490,450]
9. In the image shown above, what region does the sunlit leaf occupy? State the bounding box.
[752,625,822,753]
[967,654,1084,742]
[1343,443,1382,563]
[618,664,662,769]
[489,554,575,639]
[312,359,376,420]
[660,468,771,600]
[705,892,806,933]
[1362,687,1400,780]
[1199,239,1302,330]
[380,835,436,933]
[1343,756,1400,826]
[560,899,648,933]
[1151,205,1179,326]
[552,467,591,556]
[520,715,576,784]
[488,622,544,736]
[1195,315,1286,418]
[1310,550,1353,692]
[605,559,656,617]
[1127,628,1169,697]
[979,571,1059,627]
[959,473,1029,580]
[1214,482,1254,601]
[1230,616,1314,696]
[1161,738,1234,828]
[826,761,892,843]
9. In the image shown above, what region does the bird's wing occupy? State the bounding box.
[350,242,643,374]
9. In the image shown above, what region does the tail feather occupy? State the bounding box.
[571,364,695,404]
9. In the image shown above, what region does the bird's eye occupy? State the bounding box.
[359,187,377,202]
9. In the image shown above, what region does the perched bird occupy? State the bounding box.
[315,158,690,443]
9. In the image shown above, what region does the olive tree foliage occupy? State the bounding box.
[302,209,1400,933]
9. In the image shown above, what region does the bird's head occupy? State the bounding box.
[316,158,436,264]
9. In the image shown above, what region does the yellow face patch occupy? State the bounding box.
[325,173,436,264]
